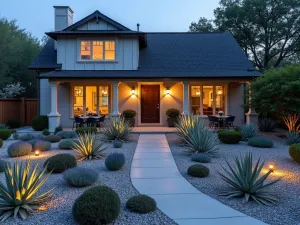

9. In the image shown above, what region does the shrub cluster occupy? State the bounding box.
[72,186,120,224]
[218,130,242,144]
[6,119,21,129]
[32,115,48,131]
[44,154,77,173]
[75,127,97,135]
[191,153,211,163]
[166,108,180,118]
[122,109,136,118]
[187,164,210,178]
[44,135,62,143]
[126,195,157,214]
[289,144,300,163]
[105,153,125,171]
[0,129,11,140]
[33,140,51,151]
[56,131,77,139]
[248,137,273,148]
[63,168,98,187]
[7,141,32,157]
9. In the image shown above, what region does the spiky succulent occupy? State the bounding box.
[0,160,53,221]
[285,131,300,145]
[101,117,133,141]
[72,133,106,161]
[181,125,219,156]
[237,124,259,141]
[258,117,277,132]
[175,114,206,142]
[218,152,280,205]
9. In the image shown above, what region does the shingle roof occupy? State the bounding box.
[30,32,260,77]
[28,39,61,69]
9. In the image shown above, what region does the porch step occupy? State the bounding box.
[132,127,175,134]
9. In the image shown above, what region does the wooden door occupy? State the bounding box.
[141,85,160,123]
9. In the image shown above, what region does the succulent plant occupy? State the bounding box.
[18,133,34,141]
[33,140,51,151]
[113,140,123,148]
[191,153,211,163]
[237,124,259,141]
[105,153,125,171]
[58,139,79,150]
[56,131,77,139]
[259,117,277,132]
[44,154,77,173]
[7,141,32,157]
[248,137,273,148]
[101,117,133,141]
[63,168,98,187]
[285,131,300,145]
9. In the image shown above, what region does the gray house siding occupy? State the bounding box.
[39,78,51,115]
[228,82,245,126]
[56,38,139,70]
[76,18,118,31]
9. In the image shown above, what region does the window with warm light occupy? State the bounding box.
[72,85,110,116]
[190,85,226,116]
[80,40,115,61]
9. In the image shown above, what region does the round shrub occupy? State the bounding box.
[105,153,125,171]
[289,144,300,163]
[33,140,51,151]
[0,139,3,148]
[0,129,11,140]
[28,138,41,147]
[42,129,50,136]
[6,119,21,129]
[54,126,63,134]
[7,141,32,157]
[126,195,157,214]
[187,164,210,178]
[44,154,77,173]
[113,140,123,148]
[248,137,273,148]
[58,139,78,150]
[32,115,48,131]
[63,168,98,187]
[44,135,62,143]
[72,186,120,225]
[218,130,242,144]
[191,153,211,163]
[56,131,77,139]
[18,133,34,141]
[0,160,9,172]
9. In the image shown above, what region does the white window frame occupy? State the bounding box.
[78,39,116,62]
[190,84,228,116]
[71,84,111,117]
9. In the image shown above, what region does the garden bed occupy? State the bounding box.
[166,133,300,225]
[0,134,174,225]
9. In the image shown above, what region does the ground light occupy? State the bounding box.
[35,150,40,156]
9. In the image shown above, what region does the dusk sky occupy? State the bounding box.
[1,0,219,40]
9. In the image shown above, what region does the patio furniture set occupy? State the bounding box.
[72,115,106,129]
[208,115,235,129]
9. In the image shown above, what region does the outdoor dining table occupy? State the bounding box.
[79,116,101,120]
[215,115,230,128]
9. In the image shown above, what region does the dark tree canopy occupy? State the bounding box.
[190,0,300,71]
[0,18,42,98]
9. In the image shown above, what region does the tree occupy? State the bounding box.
[0,83,25,98]
[190,0,300,71]
[0,18,41,98]
[250,65,300,118]
[189,17,216,32]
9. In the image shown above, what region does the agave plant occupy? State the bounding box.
[258,117,277,132]
[181,125,219,156]
[218,152,280,205]
[72,133,106,161]
[101,117,133,141]
[175,114,206,142]
[285,131,300,145]
[0,160,53,221]
[237,124,259,141]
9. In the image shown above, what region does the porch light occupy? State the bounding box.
[268,164,275,172]
[35,150,39,157]
[75,87,82,96]
[131,87,136,95]
[166,87,171,95]
[217,88,223,95]
[102,88,108,95]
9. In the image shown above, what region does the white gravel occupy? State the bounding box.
[166,133,300,225]
[0,134,175,225]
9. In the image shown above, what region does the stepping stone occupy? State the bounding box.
[132,158,177,168]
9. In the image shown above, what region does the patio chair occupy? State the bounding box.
[86,118,97,127]
[73,116,85,130]
[209,116,220,129]
[225,116,235,129]
[96,115,106,128]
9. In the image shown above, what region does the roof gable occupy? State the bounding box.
[64,10,130,31]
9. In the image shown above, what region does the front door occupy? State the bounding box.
[141,85,160,123]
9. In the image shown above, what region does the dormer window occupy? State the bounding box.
[80,40,115,61]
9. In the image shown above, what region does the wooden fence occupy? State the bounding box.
[0,98,37,126]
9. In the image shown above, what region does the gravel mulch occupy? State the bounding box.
[0,134,175,225]
[166,133,300,225]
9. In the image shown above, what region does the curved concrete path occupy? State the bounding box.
[131,134,267,225]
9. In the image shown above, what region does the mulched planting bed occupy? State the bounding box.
[166,133,300,225]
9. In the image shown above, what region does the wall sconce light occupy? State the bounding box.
[166,87,171,95]
[131,87,136,95]
[217,88,223,95]
[268,164,275,172]
[35,150,39,157]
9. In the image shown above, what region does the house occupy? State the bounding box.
[29,6,260,132]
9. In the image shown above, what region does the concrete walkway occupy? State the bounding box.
[131,134,267,225]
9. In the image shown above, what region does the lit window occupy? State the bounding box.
[190,85,226,116]
[93,41,103,60]
[73,86,83,116]
[105,41,115,60]
[80,41,91,60]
